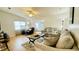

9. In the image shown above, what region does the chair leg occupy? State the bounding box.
[5,43,10,51]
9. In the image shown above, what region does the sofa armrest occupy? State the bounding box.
[34,41,78,51]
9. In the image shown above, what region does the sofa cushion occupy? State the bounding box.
[35,40,77,51]
[66,24,79,49]
[43,34,60,46]
[56,29,74,49]
[72,43,79,50]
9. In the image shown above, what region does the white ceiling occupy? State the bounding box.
[33,7,70,17]
[0,7,32,18]
[0,7,70,19]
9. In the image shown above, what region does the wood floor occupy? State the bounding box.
[8,35,31,51]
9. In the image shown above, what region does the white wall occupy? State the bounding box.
[74,7,79,24]
[33,8,71,30]
[0,11,26,37]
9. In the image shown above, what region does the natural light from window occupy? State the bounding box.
[14,21,26,31]
[35,21,44,31]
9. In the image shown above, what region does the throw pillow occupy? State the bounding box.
[56,29,74,49]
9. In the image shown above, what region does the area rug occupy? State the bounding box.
[22,42,35,51]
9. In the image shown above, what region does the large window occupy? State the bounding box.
[35,21,44,31]
[14,21,26,30]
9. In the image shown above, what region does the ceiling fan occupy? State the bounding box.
[25,8,38,17]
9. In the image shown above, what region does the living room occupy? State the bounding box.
[0,7,79,51]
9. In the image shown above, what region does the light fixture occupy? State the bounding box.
[26,8,38,17]
[8,7,11,10]
[29,14,33,17]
